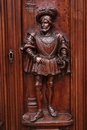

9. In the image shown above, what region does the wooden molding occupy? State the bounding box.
[70,0,86,130]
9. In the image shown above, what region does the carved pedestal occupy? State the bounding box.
[22,110,73,130]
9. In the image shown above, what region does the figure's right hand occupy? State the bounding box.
[36,57,42,63]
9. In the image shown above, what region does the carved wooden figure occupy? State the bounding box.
[21,7,73,129]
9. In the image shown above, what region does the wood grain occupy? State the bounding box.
[0,0,86,129]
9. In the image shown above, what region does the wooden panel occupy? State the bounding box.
[85,0,87,129]
[0,0,24,130]
[22,0,71,114]
[0,0,5,129]
[21,0,86,129]
[21,0,86,130]
[22,0,36,113]
[70,0,85,130]
[0,0,86,130]
[21,1,73,130]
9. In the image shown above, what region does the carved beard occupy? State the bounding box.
[41,26,51,33]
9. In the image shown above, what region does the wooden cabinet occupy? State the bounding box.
[0,0,86,130]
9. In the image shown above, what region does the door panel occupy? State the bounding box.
[22,0,71,117]
[0,0,24,130]
[0,0,86,130]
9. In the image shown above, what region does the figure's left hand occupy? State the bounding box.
[60,60,67,69]
[57,58,63,65]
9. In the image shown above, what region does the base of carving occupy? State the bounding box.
[22,110,73,128]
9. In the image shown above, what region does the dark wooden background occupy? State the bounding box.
[0,0,86,130]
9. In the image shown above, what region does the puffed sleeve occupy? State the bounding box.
[21,32,37,73]
[21,32,37,60]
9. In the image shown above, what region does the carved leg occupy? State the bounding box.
[30,75,44,122]
[46,75,57,117]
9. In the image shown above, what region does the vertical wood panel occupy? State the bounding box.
[22,0,36,113]
[0,0,5,129]
[70,1,76,130]
[54,0,70,112]
[21,0,71,117]
[85,0,87,129]
[71,0,85,130]
[6,0,17,129]
[14,0,24,130]
[22,0,86,130]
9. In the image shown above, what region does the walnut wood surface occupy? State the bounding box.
[0,0,86,130]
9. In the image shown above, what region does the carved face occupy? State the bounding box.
[40,16,51,33]
[61,48,67,56]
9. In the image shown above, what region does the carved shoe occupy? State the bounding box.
[22,112,30,121]
[48,105,58,117]
[29,109,44,122]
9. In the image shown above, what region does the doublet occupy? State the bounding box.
[22,32,67,76]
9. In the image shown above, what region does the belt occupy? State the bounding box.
[38,54,57,59]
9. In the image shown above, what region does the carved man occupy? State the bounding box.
[21,8,69,122]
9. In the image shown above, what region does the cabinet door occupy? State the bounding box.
[0,0,86,130]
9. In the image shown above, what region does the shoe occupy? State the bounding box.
[48,105,58,117]
[29,109,44,122]
[22,112,30,121]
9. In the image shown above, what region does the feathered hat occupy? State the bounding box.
[36,7,58,23]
